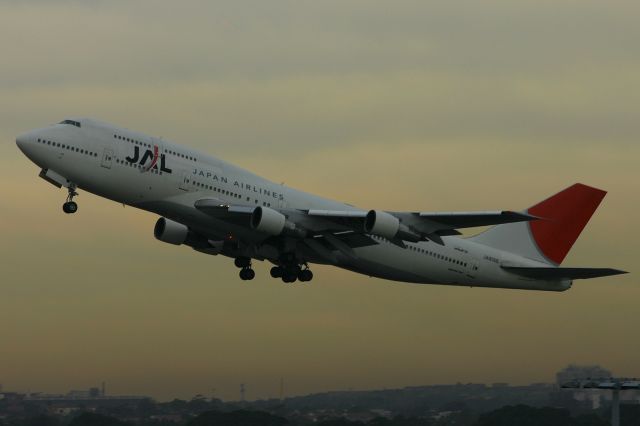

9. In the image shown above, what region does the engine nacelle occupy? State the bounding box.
[251,206,286,235]
[154,217,225,255]
[364,210,400,239]
[154,217,189,245]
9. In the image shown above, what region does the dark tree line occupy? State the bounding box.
[4,405,632,426]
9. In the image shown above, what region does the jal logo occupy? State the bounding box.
[126,145,172,173]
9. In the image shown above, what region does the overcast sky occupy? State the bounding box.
[0,0,638,401]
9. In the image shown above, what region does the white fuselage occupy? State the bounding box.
[16,118,570,291]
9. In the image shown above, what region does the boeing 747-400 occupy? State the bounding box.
[16,118,626,290]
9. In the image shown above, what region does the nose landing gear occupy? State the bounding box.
[62,186,79,214]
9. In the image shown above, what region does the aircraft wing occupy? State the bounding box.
[194,199,536,246]
[193,200,378,247]
[194,200,358,234]
[411,211,537,231]
[308,209,537,244]
[194,200,379,262]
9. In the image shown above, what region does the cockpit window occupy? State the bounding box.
[59,119,81,128]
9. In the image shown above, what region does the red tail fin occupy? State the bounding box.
[470,183,607,265]
[527,183,606,264]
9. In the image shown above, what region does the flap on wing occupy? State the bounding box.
[502,266,627,280]
[305,209,368,231]
[311,231,378,249]
[194,199,255,227]
[303,231,378,263]
[307,210,367,218]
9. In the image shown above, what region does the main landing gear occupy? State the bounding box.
[62,185,79,214]
[233,256,314,283]
[270,264,313,283]
[235,257,255,281]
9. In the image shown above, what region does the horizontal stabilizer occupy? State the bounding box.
[502,266,627,280]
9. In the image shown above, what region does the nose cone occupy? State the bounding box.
[16,131,32,154]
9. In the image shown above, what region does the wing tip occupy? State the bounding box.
[610,269,629,276]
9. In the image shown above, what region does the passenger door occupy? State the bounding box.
[465,256,480,279]
[101,148,113,169]
[179,170,191,191]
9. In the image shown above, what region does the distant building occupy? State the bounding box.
[556,364,613,385]
[554,365,640,410]
[23,385,151,411]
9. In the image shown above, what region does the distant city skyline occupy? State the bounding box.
[0,363,631,402]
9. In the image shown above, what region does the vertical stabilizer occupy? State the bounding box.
[470,183,606,265]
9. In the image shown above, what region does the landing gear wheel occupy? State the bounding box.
[239,268,255,281]
[245,268,255,280]
[62,201,78,214]
[282,273,297,283]
[298,269,313,282]
[270,266,283,278]
[63,185,79,214]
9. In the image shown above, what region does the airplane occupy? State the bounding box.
[16,118,626,290]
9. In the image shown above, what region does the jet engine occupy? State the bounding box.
[364,210,422,242]
[364,210,400,239]
[154,217,188,245]
[154,217,224,255]
[250,206,306,238]
[251,206,287,235]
